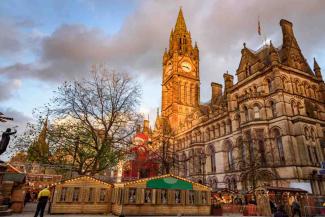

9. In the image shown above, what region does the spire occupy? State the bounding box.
[314,57,323,80]
[37,117,49,157]
[175,7,187,32]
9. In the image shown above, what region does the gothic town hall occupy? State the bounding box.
[153,9,325,195]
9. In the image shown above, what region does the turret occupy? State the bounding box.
[314,58,323,81]
[269,40,280,65]
[194,41,199,60]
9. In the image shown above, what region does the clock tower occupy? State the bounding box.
[161,8,200,130]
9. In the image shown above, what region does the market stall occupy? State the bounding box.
[50,176,113,214]
[111,174,211,216]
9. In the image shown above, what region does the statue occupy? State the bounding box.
[0,128,17,156]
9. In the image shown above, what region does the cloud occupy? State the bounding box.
[0,79,22,101]
[1,0,325,102]
[0,20,22,56]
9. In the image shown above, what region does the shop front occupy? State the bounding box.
[50,176,112,214]
[111,174,211,216]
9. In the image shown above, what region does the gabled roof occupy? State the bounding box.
[115,173,211,190]
[54,175,112,187]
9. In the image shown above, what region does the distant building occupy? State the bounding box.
[153,9,325,195]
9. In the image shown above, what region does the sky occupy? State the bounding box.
[1,0,325,143]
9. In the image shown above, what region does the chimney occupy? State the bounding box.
[223,72,234,93]
[211,82,222,101]
[280,19,299,49]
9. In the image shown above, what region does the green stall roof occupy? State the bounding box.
[146,177,193,190]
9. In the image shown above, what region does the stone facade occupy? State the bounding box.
[154,9,325,195]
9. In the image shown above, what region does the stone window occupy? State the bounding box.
[305,127,310,140]
[273,129,285,165]
[243,106,249,122]
[227,142,234,171]
[267,79,273,93]
[208,144,216,173]
[270,101,277,117]
[253,105,260,119]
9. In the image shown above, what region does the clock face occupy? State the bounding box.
[181,61,192,72]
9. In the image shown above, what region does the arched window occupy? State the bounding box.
[311,128,316,142]
[235,114,241,129]
[253,105,260,119]
[273,129,285,165]
[237,137,246,168]
[227,142,234,171]
[305,127,310,140]
[226,179,231,190]
[227,119,232,133]
[270,101,277,117]
[231,178,237,190]
[291,101,296,116]
[212,179,218,191]
[267,79,273,93]
[243,106,249,122]
[208,145,216,173]
[297,102,301,115]
[182,153,187,176]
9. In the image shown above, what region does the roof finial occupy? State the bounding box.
[243,42,246,48]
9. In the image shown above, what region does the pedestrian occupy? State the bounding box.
[274,205,289,217]
[291,199,301,217]
[24,191,31,205]
[34,187,51,217]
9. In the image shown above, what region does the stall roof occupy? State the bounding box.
[3,172,26,183]
[54,175,113,187]
[114,174,211,190]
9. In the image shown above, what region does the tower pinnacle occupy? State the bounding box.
[175,7,187,32]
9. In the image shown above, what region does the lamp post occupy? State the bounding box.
[199,150,207,185]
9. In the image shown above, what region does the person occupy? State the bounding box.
[34,187,51,217]
[24,191,31,205]
[0,128,17,156]
[291,199,301,217]
[270,200,277,214]
[274,205,289,217]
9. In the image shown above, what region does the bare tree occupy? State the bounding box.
[15,66,142,175]
[150,118,189,175]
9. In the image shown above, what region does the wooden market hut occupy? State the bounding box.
[50,176,113,214]
[111,174,211,216]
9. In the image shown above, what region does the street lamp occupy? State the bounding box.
[199,150,207,185]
